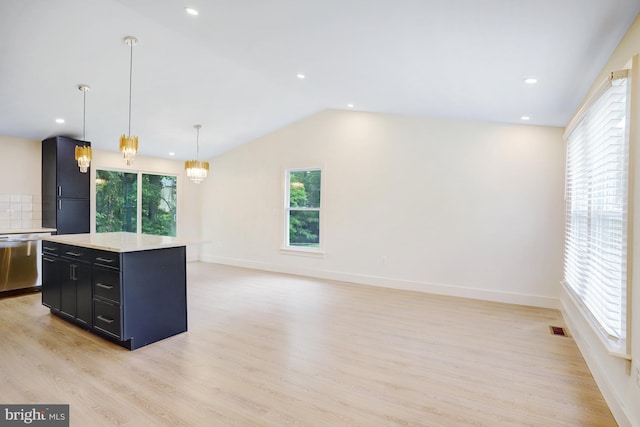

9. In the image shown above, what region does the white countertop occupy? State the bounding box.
[43,232,190,253]
[0,228,56,235]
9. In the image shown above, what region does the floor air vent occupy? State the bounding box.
[549,326,568,337]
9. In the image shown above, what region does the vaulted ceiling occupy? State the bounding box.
[1,0,639,160]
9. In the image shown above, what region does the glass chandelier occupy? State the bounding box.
[185,124,210,183]
[120,36,138,166]
[75,84,92,173]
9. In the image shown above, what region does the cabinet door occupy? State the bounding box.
[59,261,76,318]
[41,256,61,311]
[56,137,90,199]
[75,263,92,326]
[57,199,90,235]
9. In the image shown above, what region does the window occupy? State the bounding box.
[563,70,630,356]
[96,170,177,237]
[96,170,137,232]
[142,174,177,236]
[285,169,322,250]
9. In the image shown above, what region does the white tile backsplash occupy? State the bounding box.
[0,193,42,230]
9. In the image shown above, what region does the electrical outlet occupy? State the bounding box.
[635,360,640,388]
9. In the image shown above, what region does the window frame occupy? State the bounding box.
[562,69,632,359]
[94,168,178,237]
[282,167,324,256]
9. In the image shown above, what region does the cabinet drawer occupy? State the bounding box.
[93,267,121,303]
[42,241,59,256]
[93,250,120,269]
[93,299,122,338]
[60,244,91,262]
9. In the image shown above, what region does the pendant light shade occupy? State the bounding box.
[119,134,138,166]
[75,145,92,173]
[185,124,210,183]
[120,36,138,166]
[75,84,92,173]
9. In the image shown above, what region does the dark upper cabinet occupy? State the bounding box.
[42,136,90,199]
[42,136,91,234]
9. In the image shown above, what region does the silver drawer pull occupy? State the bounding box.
[96,257,114,263]
[97,315,114,324]
[43,247,57,252]
[65,251,82,257]
[96,283,113,290]
[43,257,56,263]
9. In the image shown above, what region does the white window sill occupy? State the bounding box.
[280,247,326,258]
[562,281,630,360]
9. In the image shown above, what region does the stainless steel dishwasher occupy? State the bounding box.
[0,233,44,293]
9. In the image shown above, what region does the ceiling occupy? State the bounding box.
[1,0,639,161]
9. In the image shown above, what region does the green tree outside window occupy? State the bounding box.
[96,170,177,237]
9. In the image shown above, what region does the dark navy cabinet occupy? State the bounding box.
[41,241,61,311]
[42,239,187,350]
[41,241,92,327]
[42,136,91,235]
[59,244,92,326]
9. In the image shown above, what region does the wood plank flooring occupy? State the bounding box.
[0,262,616,426]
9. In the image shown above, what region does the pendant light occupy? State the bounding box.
[75,84,92,173]
[184,124,210,183]
[120,36,138,166]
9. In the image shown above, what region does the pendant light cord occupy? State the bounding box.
[128,41,133,137]
[82,88,86,141]
[196,126,200,161]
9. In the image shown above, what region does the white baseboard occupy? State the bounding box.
[199,255,560,309]
[561,294,633,427]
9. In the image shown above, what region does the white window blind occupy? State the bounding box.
[563,70,630,356]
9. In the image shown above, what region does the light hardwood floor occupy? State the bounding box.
[0,262,616,426]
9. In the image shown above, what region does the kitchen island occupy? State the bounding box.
[41,232,187,350]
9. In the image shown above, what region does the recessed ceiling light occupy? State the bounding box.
[185,7,199,16]
[521,115,531,121]
[347,104,355,108]
[523,77,538,85]
[55,118,65,124]
[296,73,306,80]
[169,152,175,156]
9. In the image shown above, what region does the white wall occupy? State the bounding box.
[0,136,43,230]
[0,135,41,194]
[200,109,565,308]
[561,14,640,427]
